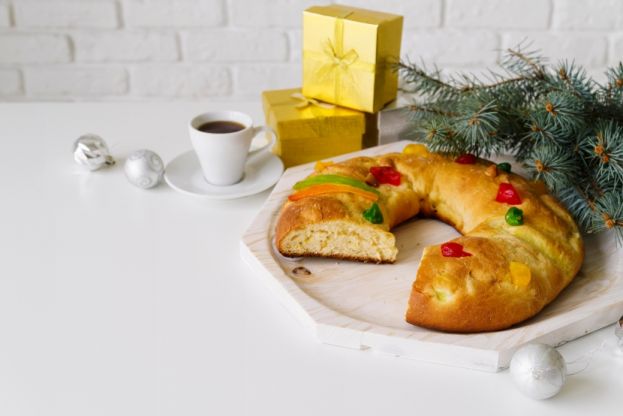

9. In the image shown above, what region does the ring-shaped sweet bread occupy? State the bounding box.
[275,145,584,332]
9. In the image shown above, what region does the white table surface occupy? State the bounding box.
[0,102,620,416]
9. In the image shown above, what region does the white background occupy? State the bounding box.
[0,102,620,416]
[0,0,622,101]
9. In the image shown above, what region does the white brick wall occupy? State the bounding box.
[131,64,230,96]
[14,0,119,28]
[25,67,128,96]
[0,68,21,94]
[403,30,499,66]
[0,1,11,27]
[74,32,179,62]
[611,33,623,66]
[446,0,551,29]
[184,30,288,62]
[124,0,223,27]
[0,0,621,101]
[552,0,623,30]
[229,0,315,28]
[0,33,71,63]
[502,32,608,68]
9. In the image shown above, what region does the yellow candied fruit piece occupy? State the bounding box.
[314,160,334,172]
[432,286,454,302]
[509,261,531,287]
[403,143,430,157]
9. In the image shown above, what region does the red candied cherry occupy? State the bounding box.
[370,166,401,186]
[440,242,472,258]
[496,183,522,205]
[455,154,477,164]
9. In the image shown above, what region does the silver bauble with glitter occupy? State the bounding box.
[124,149,164,189]
[510,343,567,400]
[73,134,115,170]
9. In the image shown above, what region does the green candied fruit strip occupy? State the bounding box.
[505,207,524,226]
[497,162,512,173]
[363,202,384,224]
[293,174,380,195]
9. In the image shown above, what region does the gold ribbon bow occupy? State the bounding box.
[290,92,335,110]
[320,39,359,72]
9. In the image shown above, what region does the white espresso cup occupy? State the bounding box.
[189,111,276,186]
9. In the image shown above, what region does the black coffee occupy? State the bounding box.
[197,120,245,134]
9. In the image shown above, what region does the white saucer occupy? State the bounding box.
[164,150,284,199]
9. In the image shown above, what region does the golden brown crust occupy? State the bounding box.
[276,251,397,264]
[274,148,584,332]
[275,196,349,249]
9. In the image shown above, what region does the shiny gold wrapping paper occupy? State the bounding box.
[302,4,403,113]
[262,88,365,168]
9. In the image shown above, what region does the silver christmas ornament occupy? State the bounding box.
[510,343,567,400]
[124,149,164,189]
[73,134,115,170]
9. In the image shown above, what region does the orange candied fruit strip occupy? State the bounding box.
[288,183,379,202]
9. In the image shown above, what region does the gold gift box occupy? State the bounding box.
[262,88,365,168]
[302,4,403,113]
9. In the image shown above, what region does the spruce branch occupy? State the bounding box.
[400,44,623,243]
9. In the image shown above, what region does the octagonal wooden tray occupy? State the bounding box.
[240,141,623,372]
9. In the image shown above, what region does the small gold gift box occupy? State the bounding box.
[302,4,403,113]
[262,88,365,168]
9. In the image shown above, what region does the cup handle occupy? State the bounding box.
[248,125,276,159]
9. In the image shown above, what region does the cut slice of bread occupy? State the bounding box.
[278,220,397,263]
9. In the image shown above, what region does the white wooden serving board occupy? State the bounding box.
[240,141,623,372]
